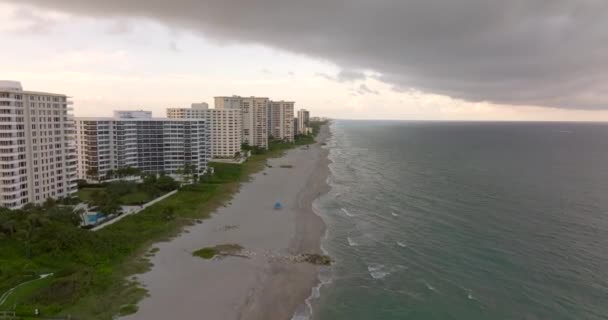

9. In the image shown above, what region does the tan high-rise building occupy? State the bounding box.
[0,81,78,208]
[167,103,242,158]
[215,96,269,149]
[268,101,294,142]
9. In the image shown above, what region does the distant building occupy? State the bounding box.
[75,111,211,181]
[167,103,242,158]
[114,110,152,119]
[213,96,241,110]
[297,109,310,135]
[0,81,78,208]
[215,96,269,149]
[293,117,299,139]
[268,101,295,142]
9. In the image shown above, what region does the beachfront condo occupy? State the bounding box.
[297,109,311,135]
[75,111,211,182]
[268,101,295,142]
[215,96,269,149]
[0,81,78,208]
[167,103,243,158]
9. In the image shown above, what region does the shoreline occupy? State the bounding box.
[239,124,332,320]
[123,123,332,320]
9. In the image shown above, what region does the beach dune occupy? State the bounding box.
[123,125,330,320]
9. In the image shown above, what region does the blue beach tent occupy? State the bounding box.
[274,202,282,210]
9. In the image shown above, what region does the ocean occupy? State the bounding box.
[312,120,608,319]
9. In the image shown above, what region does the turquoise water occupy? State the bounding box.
[313,121,608,319]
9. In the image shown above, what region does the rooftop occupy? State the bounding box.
[0,80,23,91]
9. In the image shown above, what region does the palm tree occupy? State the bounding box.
[177,164,195,184]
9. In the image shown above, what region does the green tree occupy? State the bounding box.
[115,166,141,178]
[48,206,83,227]
[0,209,18,237]
[90,190,122,216]
[177,164,196,185]
[16,213,49,258]
[156,175,179,192]
[106,181,137,197]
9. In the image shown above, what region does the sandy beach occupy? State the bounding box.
[123,124,331,320]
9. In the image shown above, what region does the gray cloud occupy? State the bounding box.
[316,69,366,83]
[7,0,608,109]
[356,84,379,95]
[337,69,366,82]
[106,19,132,35]
[11,7,60,34]
[315,73,335,81]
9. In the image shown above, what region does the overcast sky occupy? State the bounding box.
[1,0,608,120]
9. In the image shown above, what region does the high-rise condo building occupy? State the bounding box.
[215,96,269,149]
[0,81,78,208]
[297,109,310,135]
[167,103,242,158]
[268,101,295,142]
[75,111,211,182]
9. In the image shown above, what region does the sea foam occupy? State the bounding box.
[367,264,390,280]
[347,237,358,246]
[341,208,355,217]
[423,280,437,292]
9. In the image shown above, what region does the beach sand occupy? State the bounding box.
[123,124,331,320]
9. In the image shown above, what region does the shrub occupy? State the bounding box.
[192,248,216,259]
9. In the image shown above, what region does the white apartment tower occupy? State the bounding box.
[0,81,78,208]
[215,96,269,149]
[268,101,295,142]
[167,103,242,158]
[297,109,310,135]
[75,111,211,181]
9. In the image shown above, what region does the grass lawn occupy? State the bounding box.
[78,187,157,206]
[0,274,54,314]
[77,188,105,203]
[119,191,154,205]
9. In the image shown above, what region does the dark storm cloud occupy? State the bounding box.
[9,0,608,109]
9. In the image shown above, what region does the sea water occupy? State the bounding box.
[312,120,608,319]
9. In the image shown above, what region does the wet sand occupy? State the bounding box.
[123,124,331,320]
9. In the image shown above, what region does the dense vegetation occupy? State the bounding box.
[0,122,324,319]
[78,175,180,215]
